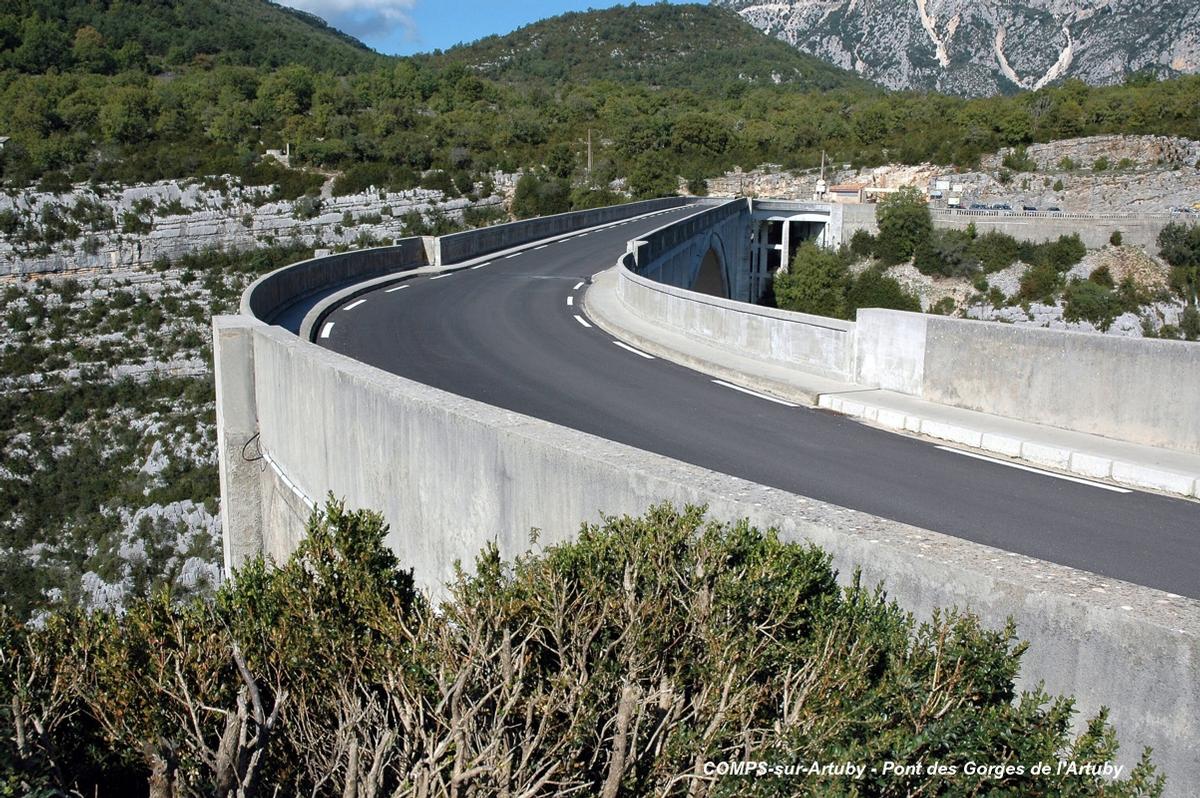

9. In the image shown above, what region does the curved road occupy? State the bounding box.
[318,206,1200,599]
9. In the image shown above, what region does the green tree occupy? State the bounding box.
[875,187,933,265]
[626,153,677,200]
[773,242,850,319]
[70,26,115,74]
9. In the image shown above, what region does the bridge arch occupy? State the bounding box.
[691,231,729,298]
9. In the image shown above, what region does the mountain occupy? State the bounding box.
[0,0,383,75]
[714,0,1200,96]
[426,3,870,93]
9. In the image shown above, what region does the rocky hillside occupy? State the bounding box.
[715,0,1200,96]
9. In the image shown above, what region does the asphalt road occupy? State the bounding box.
[319,206,1200,599]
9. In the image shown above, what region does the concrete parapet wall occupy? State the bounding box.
[435,197,692,266]
[216,317,1200,793]
[921,315,1200,454]
[242,238,430,323]
[617,255,854,380]
[854,309,1200,454]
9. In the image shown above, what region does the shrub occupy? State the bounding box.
[0,502,1165,796]
[1182,306,1200,340]
[1019,262,1062,303]
[1058,156,1076,171]
[1042,233,1087,271]
[511,171,570,219]
[968,230,1020,273]
[1063,280,1124,330]
[846,266,921,314]
[1089,264,1115,288]
[931,296,957,315]
[1158,221,1200,302]
[848,229,875,258]
[1093,156,1110,172]
[1002,146,1035,172]
[1110,230,1123,246]
[419,169,457,196]
[915,228,980,278]
[1053,179,1064,192]
[119,211,151,235]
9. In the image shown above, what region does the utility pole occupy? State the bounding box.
[587,129,593,178]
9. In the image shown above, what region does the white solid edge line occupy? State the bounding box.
[430,273,451,280]
[566,296,574,306]
[573,281,584,290]
[343,298,366,310]
[613,340,654,359]
[384,284,409,292]
[573,314,592,328]
[933,446,1132,493]
[711,379,798,407]
[320,322,335,339]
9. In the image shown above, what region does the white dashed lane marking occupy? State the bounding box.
[320,322,335,339]
[711,379,798,407]
[384,284,409,293]
[573,315,592,328]
[343,299,366,310]
[613,341,654,359]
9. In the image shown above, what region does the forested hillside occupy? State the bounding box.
[1,3,1199,203]
[0,0,381,74]
[424,3,869,93]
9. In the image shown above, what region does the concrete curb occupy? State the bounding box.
[817,393,1200,500]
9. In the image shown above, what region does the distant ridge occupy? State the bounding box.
[422,3,870,93]
[0,0,383,74]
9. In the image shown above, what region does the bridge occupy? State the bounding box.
[214,198,1199,792]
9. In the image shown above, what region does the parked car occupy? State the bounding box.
[991,203,1013,212]
[1022,204,1038,212]
[1046,206,1063,213]
[968,202,989,210]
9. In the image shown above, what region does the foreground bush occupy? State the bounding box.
[0,502,1162,797]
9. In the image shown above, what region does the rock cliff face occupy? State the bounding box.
[0,177,508,278]
[715,0,1200,96]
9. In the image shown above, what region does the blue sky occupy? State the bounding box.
[279,0,694,56]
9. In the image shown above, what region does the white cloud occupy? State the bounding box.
[278,0,417,40]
